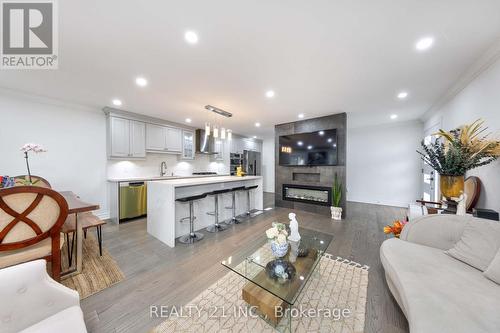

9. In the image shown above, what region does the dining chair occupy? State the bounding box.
[0,186,68,281]
[14,175,52,188]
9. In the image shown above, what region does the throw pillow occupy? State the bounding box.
[445,218,500,271]
[484,248,500,285]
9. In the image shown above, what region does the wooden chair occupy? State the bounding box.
[0,186,68,281]
[13,175,52,188]
[415,176,482,215]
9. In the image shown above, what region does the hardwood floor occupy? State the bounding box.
[82,193,409,333]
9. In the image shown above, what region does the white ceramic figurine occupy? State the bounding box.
[288,212,301,242]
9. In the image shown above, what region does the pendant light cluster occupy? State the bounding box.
[204,105,233,140]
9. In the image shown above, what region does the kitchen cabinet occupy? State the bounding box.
[230,136,261,153]
[146,124,182,153]
[181,130,195,159]
[109,116,146,158]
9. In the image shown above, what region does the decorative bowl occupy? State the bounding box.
[265,259,296,283]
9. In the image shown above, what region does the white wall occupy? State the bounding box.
[0,92,109,217]
[262,135,275,193]
[347,120,423,207]
[424,57,500,212]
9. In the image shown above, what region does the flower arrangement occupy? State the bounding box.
[266,222,288,245]
[383,220,408,238]
[417,119,500,176]
[0,176,15,188]
[266,223,289,257]
[19,143,46,185]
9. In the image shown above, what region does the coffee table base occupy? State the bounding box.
[242,281,288,326]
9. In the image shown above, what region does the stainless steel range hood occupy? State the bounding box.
[196,129,217,154]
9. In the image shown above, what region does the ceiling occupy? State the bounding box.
[1,0,500,137]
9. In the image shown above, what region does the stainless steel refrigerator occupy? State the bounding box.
[243,150,261,176]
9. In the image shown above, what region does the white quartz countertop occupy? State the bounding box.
[107,174,230,182]
[153,175,262,188]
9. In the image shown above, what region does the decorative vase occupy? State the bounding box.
[270,241,289,258]
[440,175,465,199]
[331,206,342,220]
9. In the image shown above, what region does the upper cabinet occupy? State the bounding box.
[146,123,182,153]
[109,117,146,158]
[230,136,261,153]
[181,130,195,159]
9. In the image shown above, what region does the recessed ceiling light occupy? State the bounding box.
[327,138,332,143]
[135,77,148,87]
[319,131,324,136]
[255,122,261,127]
[307,145,313,150]
[185,118,192,123]
[415,37,434,51]
[253,136,257,139]
[397,91,408,99]
[298,113,305,119]
[112,99,122,106]
[265,90,275,98]
[333,143,337,148]
[297,141,303,146]
[390,114,398,120]
[184,31,199,44]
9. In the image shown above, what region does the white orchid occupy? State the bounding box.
[20,143,47,153]
[266,227,279,239]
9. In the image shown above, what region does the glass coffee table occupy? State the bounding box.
[221,226,333,332]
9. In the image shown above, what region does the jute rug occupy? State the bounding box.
[153,250,369,333]
[61,233,125,299]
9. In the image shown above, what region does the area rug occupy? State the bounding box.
[61,234,125,299]
[153,251,369,333]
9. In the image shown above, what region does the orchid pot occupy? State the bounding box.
[266,222,289,258]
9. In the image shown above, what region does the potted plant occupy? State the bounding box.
[266,223,289,257]
[417,119,500,199]
[331,173,342,220]
[18,143,47,186]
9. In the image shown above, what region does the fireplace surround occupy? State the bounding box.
[282,184,331,206]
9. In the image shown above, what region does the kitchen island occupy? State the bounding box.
[147,176,263,247]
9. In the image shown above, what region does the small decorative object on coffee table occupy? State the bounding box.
[266,259,296,283]
[287,213,301,242]
[330,173,342,220]
[266,222,289,258]
[383,220,408,238]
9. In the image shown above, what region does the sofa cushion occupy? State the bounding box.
[381,238,500,333]
[19,306,86,333]
[484,248,500,285]
[445,219,500,271]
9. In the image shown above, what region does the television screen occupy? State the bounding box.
[279,129,338,166]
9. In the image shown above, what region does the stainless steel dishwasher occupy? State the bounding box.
[119,182,147,221]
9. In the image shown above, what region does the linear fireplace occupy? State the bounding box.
[282,184,331,206]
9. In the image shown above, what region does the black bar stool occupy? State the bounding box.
[176,193,207,244]
[225,186,246,224]
[242,185,259,216]
[206,189,230,232]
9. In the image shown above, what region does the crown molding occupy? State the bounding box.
[421,37,500,121]
[0,86,101,113]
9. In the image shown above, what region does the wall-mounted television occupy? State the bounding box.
[279,129,338,166]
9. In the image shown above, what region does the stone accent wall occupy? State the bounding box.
[274,113,347,217]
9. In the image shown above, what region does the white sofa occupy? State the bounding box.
[381,214,500,333]
[0,260,87,333]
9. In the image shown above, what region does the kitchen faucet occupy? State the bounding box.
[160,161,167,177]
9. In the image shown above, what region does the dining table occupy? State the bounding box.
[59,191,100,277]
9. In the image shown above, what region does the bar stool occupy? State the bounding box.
[225,186,246,224]
[176,193,207,244]
[206,189,230,232]
[242,185,259,217]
